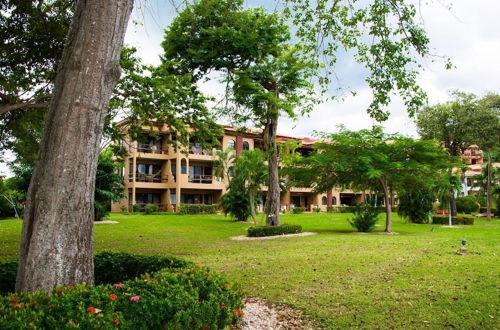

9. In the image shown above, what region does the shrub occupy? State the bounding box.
[479,206,497,214]
[0,253,243,329]
[326,206,336,213]
[120,205,127,213]
[456,196,480,214]
[0,261,17,296]
[348,204,381,232]
[432,214,474,225]
[132,204,141,212]
[144,203,159,214]
[397,188,434,223]
[220,189,251,221]
[312,207,321,213]
[179,204,218,215]
[291,206,305,214]
[247,224,302,237]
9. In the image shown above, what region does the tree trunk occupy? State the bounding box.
[249,191,256,224]
[263,112,281,226]
[486,150,492,221]
[380,178,392,232]
[448,199,452,226]
[16,0,133,293]
[450,196,457,216]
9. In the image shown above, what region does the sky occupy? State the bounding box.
[1,0,500,177]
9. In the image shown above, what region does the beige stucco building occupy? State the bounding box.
[111,123,366,213]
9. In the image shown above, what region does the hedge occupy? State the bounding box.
[455,196,480,214]
[326,206,397,213]
[291,207,305,214]
[432,214,475,225]
[247,224,302,237]
[144,204,158,214]
[0,253,243,329]
[479,206,497,214]
[179,204,218,215]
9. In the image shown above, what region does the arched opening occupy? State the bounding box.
[180,158,187,174]
[227,139,236,150]
[242,141,250,150]
[332,196,337,205]
[321,196,327,205]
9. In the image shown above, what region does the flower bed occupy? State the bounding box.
[0,252,243,329]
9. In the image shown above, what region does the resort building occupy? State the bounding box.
[111,123,369,213]
[461,146,500,196]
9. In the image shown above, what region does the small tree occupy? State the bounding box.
[287,127,456,232]
[94,149,125,221]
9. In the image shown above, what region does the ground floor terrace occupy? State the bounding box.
[113,188,398,213]
[1,214,498,328]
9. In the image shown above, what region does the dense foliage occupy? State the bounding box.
[247,224,302,237]
[348,204,381,232]
[94,150,125,221]
[291,207,305,214]
[0,252,243,329]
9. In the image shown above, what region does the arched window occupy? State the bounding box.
[227,139,236,150]
[321,196,327,205]
[332,196,337,205]
[242,141,250,150]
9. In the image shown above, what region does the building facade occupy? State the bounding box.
[461,146,500,196]
[111,123,367,213]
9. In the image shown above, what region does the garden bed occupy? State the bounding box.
[0,252,243,329]
[231,232,317,241]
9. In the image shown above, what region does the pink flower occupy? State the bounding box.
[130,295,140,302]
[113,283,124,288]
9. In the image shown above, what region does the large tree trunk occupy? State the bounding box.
[263,112,281,226]
[16,0,133,293]
[379,178,392,233]
[486,150,492,221]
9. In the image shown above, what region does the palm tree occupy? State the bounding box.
[213,149,235,186]
[235,150,268,224]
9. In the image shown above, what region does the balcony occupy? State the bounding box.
[135,144,168,154]
[129,174,165,183]
[189,145,213,156]
[188,174,213,184]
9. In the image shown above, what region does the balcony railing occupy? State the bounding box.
[188,174,213,184]
[135,144,168,154]
[188,145,213,156]
[129,174,164,183]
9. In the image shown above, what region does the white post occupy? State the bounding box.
[448,199,452,226]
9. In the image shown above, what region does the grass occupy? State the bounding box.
[1,213,499,329]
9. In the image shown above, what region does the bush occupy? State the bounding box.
[456,196,480,214]
[291,206,305,214]
[247,224,302,237]
[144,204,159,214]
[132,204,141,212]
[348,204,381,232]
[326,206,336,213]
[312,207,321,213]
[397,188,434,223]
[179,204,218,215]
[0,253,243,329]
[479,206,497,214]
[432,214,474,225]
[220,189,251,221]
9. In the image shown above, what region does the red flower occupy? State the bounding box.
[223,283,230,289]
[9,297,18,303]
[203,325,210,330]
[220,303,227,309]
[29,301,38,307]
[86,307,97,314]
[233,308,244,317]
[47,304,55,310]
[109,294,118,301]
[114,318,120,325]
[56,289,64,294]
[12,303,24,308]
[113,283,124,288]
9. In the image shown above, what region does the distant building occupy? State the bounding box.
[110,122,388,213]
[461,146,500,196]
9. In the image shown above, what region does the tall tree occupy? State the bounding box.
[16,0,134,293]
[286,127,455,232]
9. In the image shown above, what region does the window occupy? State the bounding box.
[181,194,213,205]
[332,196,337,205]
[228,166,234,177]
[321,196,327,205]
[242,141,250,150]
[228,139,236,149]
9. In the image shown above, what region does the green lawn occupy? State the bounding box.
[1,213,499,329]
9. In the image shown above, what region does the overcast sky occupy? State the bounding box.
[1,0,499,177]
